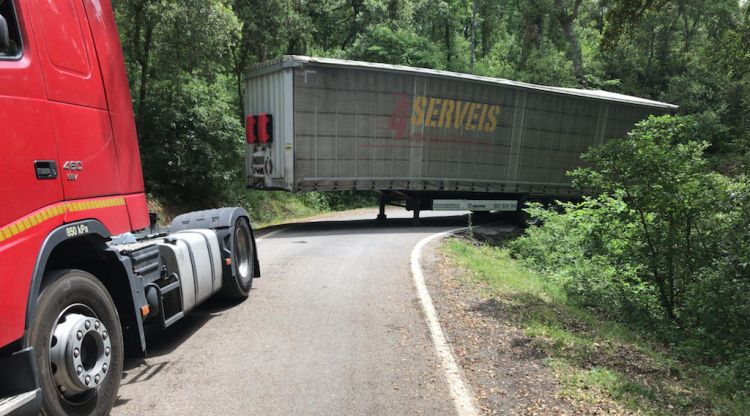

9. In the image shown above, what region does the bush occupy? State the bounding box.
[510,199,663,327]
[347,24,445,68]
[140,73,244,209]
[510,115,750,390]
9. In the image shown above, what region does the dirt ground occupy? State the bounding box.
[422,240,574,414]
[416,218,619,416]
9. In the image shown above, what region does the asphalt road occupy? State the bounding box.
[113,208,476,416]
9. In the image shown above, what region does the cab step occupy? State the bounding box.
[0,347,40,416]
[0,390,41,416]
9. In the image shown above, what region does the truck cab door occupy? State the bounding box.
[0,0,64,231]
[27,0,122,201]
[0,0,66,349]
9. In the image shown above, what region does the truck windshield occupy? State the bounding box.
[0,0,22,59]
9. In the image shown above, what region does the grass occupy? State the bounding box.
[443,238,747,415]
[244,191,331,228]
[245,191,377,228]
[149,190,377,229]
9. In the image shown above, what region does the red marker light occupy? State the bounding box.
[258,113,269,144]
[245,115,256,144]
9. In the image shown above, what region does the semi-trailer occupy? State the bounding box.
[244,56,677,220]
[0,1,260,415]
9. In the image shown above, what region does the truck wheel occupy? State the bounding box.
[28,269,123,416]
[221,217,255,299]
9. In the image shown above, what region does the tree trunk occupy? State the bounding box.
[129,1,144,94]
[445,20,452,64]
[480,0,492,58]
[388,0,399,21]
[136,21,155,136]
[518,0,546,69]
[341,0,363,49]
[560,18,586,86]
[470,0,477,68]
[519,8,544,70]
[554,0,587,87]
[232,48,247,122]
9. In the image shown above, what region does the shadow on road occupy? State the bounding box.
[117,210,516,404]
[122,295,252,374]
[259,211,516,239]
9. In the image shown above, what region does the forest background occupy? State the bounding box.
[111,0,749,219]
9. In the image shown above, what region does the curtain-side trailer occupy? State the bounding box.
[244,56,676,220]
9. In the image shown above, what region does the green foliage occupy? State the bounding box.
[598,0,750,171]
[206,185,375,225]
[511,198,662,326]
[236,191,328,226]
[140,73,243,207]
[348,23,445,68]
[112,0,749,218]
[445,239,749,415]
[510,115,750,403]
[320,191,378,211]
[570,115,733,322]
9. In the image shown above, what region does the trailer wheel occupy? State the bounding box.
[28,269,123,416]
[221,217,255,299]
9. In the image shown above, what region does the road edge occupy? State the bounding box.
[411,228,480,416]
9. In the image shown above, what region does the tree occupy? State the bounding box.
[109,0,748,210]
[115,0,244,206]
[230,0,294,119]
[571,115,729,322]
[553,0,586,86]
[348,23,444,68]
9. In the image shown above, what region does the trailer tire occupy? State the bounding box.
[221,217,255,299]
[28,269,123,416]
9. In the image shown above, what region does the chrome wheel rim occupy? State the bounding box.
[49,303,111,401]
[234,224,252,284]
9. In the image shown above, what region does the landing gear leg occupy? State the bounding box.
[377,194,387,222]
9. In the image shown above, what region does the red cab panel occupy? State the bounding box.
[28,0,107,110]
[82,0,146,196]
[0,97,63,227]
[0,210,63,347]
[29,0,124,201]
[0,0,65,346]
[50,102,122,200]
[1,0,153,349]
[124,193,150,231]
[63,196,131,235]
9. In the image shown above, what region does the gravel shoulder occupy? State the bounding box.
[422,234,575,415]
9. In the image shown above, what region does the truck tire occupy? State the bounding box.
[28,269,123,416]
[221,217,255,299]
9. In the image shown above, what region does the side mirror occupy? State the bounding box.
[0,14,9,52]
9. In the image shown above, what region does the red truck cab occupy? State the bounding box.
[0,1,259,415]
